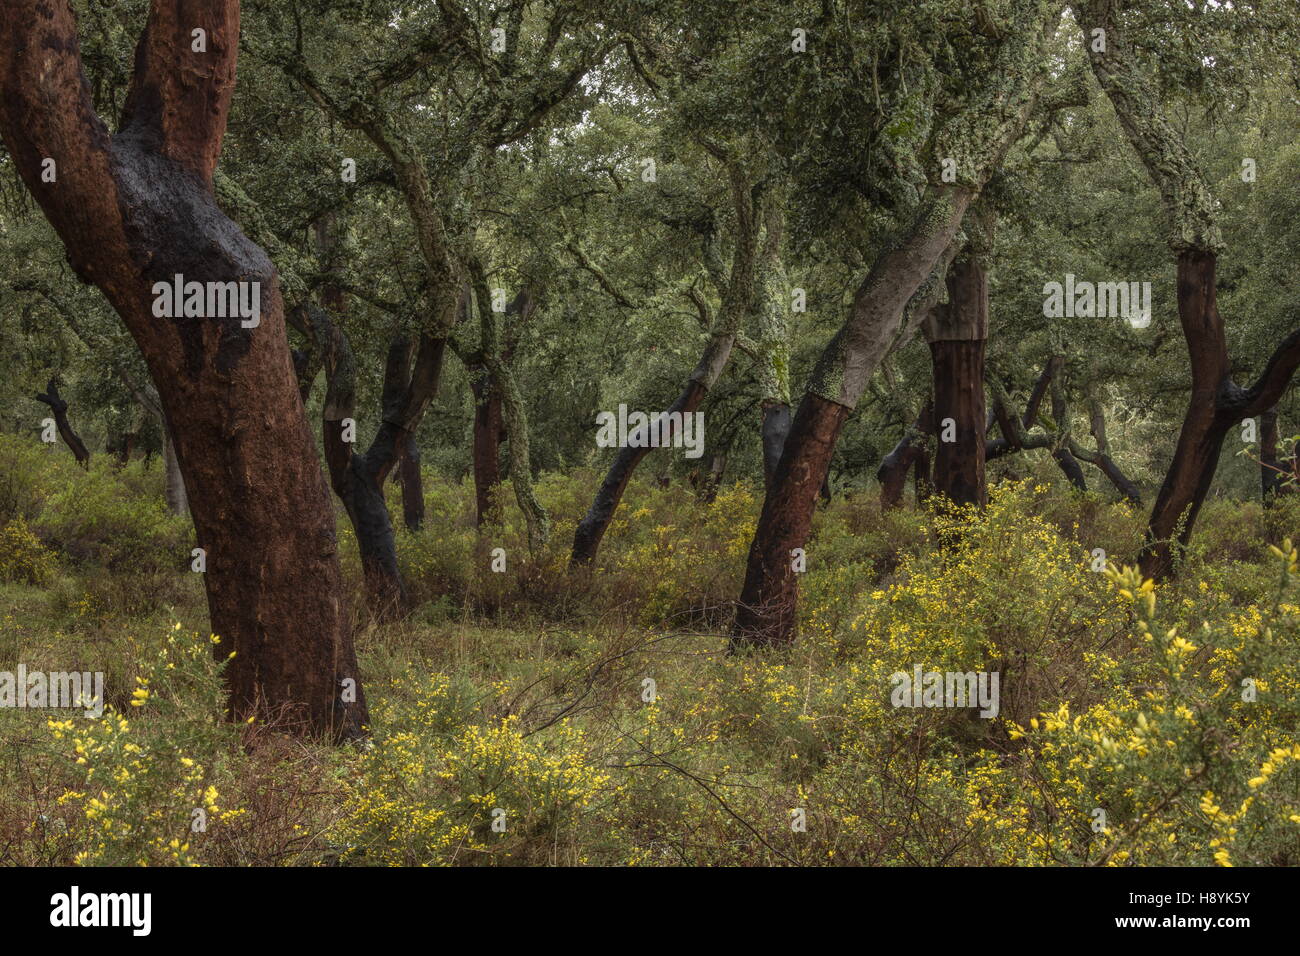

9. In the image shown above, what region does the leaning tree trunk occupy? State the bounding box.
[34,379,91,467]
[732,185,973,648]
[731,3,1056,647]
[0,0,367,738]
[572,157,760,566]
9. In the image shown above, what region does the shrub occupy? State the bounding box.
[0,516,57,586]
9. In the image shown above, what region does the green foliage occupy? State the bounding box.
[36,459,191,572]
[0,516,57,586]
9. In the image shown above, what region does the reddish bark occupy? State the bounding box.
[0,0,367,737]
[731,395,850,648]
[1139,252,1234,579]
[929,339,987,507]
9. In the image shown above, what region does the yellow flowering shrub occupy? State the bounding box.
[335,674,611,865]
[0,516,57,586]
[47,623,243,866]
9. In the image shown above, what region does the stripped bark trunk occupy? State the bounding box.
[732,2,1057,647]
[731,395,851,648]
[924,247,989,508]
[1075,1,1300,577]
[0,0,367,738]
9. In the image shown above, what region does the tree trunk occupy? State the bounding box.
[700,451,727,503]
[572,157,762,566]
[34,379,90,467]
[760,401,792,493]
[732,185,973,647]
[398,432,424,531]
[573,380,709,564]
[0,0,367,738]
[297,301,449,620]
[732,395,850,648]
[929,340,988,506]
[878,403,933,510]
[470,365,503,525]
[924,250,988,508]
[1138,252,1232,579]
[162,424,188,517]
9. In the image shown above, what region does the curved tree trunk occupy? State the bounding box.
[1074,2,1300,578]
[34,379,90,467]
[878,403,934,510]
[732,184,973,648]
[1137,252,1232,579]
[731,395,851,648]
[0,0,367,738]
[572,156,761,566]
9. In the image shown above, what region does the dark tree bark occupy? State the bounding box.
[1131,252,1297,577]
[924,248,989,508]
[573,380,711,563]
[34,379,90,467]
[0,0,366,738]
[293,303,449,620]
[397,432,424,531]
[1074,2,1300,578]
[986,357,1141,498]
[1076,395,1141,504]
[760,401,792,493]
[1048,371,1087,493]
[878,403,934,510]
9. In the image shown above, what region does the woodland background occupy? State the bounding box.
[0,0,1298,866]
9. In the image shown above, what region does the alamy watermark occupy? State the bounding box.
[595,403,704,459]
[0,666,104,718]
[50,886,151,936]
[1042,274,1151,328]
[890,665,1000,718]
[151,273,261,328]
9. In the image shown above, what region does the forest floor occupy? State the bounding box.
[1,438,1299,865]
